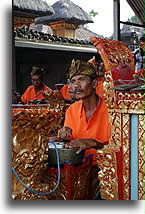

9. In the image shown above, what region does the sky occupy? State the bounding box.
[46,0,135,37]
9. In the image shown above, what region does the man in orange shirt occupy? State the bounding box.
[59,61,77,101]
[59,59,110,165]
[60,79,77,100]
[60,82,72,100]
[18,66,51,104]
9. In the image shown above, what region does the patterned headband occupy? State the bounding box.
[68,59,97,80]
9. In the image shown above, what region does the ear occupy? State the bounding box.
[92,79,98,89]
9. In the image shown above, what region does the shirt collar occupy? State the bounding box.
[79,94,102,117]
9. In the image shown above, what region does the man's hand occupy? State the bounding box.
[65,139,104,154]
[58,126,72,141]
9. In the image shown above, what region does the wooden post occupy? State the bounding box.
[113,0,120,41]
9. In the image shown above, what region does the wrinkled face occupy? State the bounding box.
[70,74,96,100]
[31,75,43,89]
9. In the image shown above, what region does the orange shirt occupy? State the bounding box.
[60,84,71,99]
[64,97,110,165]
[21,85,51,104]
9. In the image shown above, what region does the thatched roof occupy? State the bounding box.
[13,0,55,17]
[35,0,93,25]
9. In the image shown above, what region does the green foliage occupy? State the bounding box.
[128,15,139,23]
[89,9,99,17]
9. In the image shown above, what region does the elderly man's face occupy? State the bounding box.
[70,74,96,100]
[31,75,43,89]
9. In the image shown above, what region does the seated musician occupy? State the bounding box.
[58,59,110,166]
[15,66,51,105]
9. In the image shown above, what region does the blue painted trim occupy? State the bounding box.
[130,114,138,200]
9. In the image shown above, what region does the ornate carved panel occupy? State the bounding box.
[108,110,122,147]
[122,114,130,200]
[96,146,120,200]
[138,115,145,200]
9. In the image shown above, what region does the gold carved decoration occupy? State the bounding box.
[12,126,49,200]
[103,70,117,108]
[91,37,144,200]
[96,145,120,200]
[107,110,122,147]
[12,91,66,200]
[117,92,144,113]
[122,114,130,200]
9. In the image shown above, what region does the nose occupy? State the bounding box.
[74,79,81,87]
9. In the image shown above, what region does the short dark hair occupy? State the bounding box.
[30,66,45,79]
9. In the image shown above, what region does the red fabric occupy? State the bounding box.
[64,98,110,165]
[116,148,124,200]
[136,69,144,78]
[60,84,71,99]
[21,85,51,104]
[111,64,135,86]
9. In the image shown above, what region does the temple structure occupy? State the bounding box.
[35,0,93,39]
[13,0,55,28]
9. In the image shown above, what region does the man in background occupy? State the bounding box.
[14,66,51,104]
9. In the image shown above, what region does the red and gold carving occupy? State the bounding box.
[90,37,135,109]
[50,21,79,30]
[42,156,93,200]
[91,37,144,200]
[14,16,34,28]
[90,37,135,72]
[117,92,144,113]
